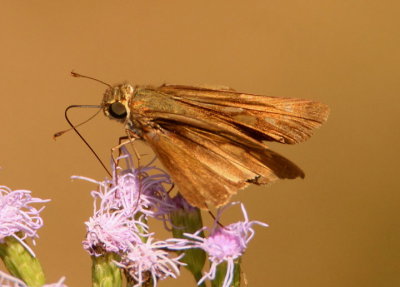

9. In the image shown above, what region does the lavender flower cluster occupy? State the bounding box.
[0,149,267,287]
[76,150,268,286]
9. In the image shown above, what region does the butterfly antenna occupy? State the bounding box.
[63,105,112,177]
[53,107,102,139]
[71,71,112,88]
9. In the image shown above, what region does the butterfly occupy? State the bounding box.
[91,78,329,209]
[69,72,329,209]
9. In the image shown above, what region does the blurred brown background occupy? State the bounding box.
[0,1,399,286]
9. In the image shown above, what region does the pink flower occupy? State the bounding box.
[168,202,268,287]
[77,148,174,256]
[73,152,173,220]
[0,185,49,255]
[82,210,145,256]
[116,235,185,287]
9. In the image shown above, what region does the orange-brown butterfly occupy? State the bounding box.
[68,72,329,209]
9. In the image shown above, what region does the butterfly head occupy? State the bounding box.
[102,83,134,123]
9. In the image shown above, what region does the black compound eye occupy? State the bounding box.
[108,102,127,119]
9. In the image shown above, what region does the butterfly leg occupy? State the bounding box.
[110,129,142,169]
[114,129,148,212]
[125,129,142,168]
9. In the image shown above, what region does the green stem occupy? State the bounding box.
[170,200,206,285]
[0,236,45,287]
[211,258,241,287]
[91,253,122,287]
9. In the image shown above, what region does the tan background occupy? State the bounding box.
[0,1,399,286]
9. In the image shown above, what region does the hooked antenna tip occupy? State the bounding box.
[69,71,111,87]
[71,71,81,78]
[53,130,66,140]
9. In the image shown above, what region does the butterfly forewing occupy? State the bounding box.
[157,85,330,144]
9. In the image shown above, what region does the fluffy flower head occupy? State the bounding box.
[78,149,174,256]
[168,202,268,287]
[116,236,185,287]
[0,185,49,251]
[82,210,146,256]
